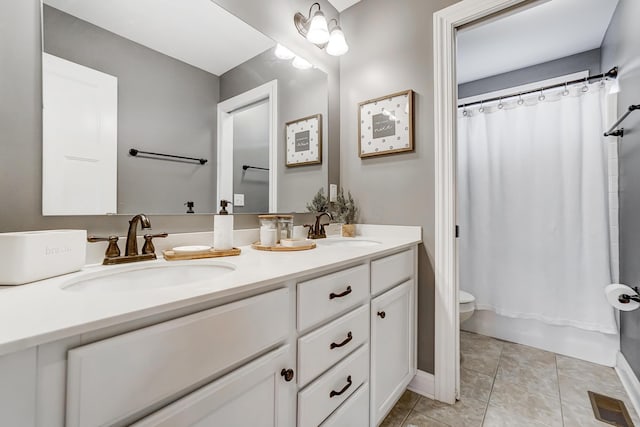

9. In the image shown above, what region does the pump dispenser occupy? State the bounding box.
[213,200,234,250]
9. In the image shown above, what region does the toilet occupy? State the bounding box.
[460,290,476,323]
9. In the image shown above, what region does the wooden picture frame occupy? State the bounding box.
[358,89,414,158]
[285,114,322,167]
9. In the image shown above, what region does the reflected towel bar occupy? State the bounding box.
[242,165,269,171]
[604,104,640,138]
[129,148,207,165]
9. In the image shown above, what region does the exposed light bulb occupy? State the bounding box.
[306,10,330,44]
[292,56,313,70]
[326,26,349,56]
[274,43,295,60]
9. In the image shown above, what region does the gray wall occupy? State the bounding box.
[232,100,270,213]
[220,49,329,213]
[601,0,640,379]
[44,6,219,215]
[340,0,459,373]
[459,48,602,99]
[0,0,337,234]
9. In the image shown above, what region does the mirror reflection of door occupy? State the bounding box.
[232,99,270,213]
[42,53,118,215]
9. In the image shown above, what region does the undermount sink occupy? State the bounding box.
[61,263,235,293]
[316,238,381,247]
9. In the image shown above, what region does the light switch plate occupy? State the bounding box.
[329,184,338,202]
[233,194,245,207]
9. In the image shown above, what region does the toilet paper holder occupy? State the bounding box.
[619,286,640,304]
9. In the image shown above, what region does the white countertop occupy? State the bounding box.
[0,225,421,357]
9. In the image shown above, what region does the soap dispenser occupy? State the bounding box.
[213,200,234,250]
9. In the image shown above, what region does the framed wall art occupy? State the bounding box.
[358,89,414,158]
[285,114,322,167]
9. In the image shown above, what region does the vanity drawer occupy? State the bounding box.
[320,383,369,427]
[298,344,369,427]
[371,249,414,295]
[66,288,289,427]
[298,264,369,331]
[298,304,369,387]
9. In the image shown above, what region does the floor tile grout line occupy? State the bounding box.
[480,340,503,426]
[555,354,566,427]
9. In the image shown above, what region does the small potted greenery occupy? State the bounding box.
[305,188,329,214]
[334,188,359,237]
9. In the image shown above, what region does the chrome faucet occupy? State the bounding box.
[88,213,167,265]
[305,212,333,239]
[126,213,152,256]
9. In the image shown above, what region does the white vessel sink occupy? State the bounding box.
[61,263,235,293]
[316,238,381,247]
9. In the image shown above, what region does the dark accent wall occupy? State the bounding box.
[44,6,220,215]
[220,49,329,213]
[459,49,602,99]
[340,0,460,373]
[601,0,640,379]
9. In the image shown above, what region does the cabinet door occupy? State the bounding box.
[370,280,415,426]
[132,345,295,427]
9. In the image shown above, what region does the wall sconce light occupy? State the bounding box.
[294,2,349,56]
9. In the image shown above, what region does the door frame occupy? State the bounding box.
[432,0,530,404]
[217,80,278,213]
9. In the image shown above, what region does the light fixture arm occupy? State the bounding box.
[294,2,322,37]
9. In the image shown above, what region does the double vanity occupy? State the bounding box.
[0,225,420,427]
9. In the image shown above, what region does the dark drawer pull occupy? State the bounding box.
[330,286,352,300]
[330,332,353,349]
[377,311,386,319]
[329,375,352,398]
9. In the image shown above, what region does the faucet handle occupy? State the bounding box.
[303,224,314,239]
[88,235,121,258]
[142,233,168,255]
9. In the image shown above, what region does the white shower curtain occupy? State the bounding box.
[458,81,618,334]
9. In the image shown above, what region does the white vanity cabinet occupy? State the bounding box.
[0,239,419,427]
[370,280,415,425]
[295,248,417,427]
[132,345,294,427]
[66,288,291,427]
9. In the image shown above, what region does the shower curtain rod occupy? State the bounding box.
[457,67,618,108]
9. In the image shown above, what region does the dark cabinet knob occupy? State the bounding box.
[281,368,294,382]
[377,311,386,319]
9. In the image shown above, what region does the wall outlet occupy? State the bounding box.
[233,194,245,207]
[329,184,338,202]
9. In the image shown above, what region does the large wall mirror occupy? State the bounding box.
[41,0,329,215]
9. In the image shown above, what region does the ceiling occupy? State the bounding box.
[44,0,275,76]
[457,0,619,84]
[327,0,361,13]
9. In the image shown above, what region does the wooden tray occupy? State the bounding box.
[162,247,241,261]
[251,241,316,252]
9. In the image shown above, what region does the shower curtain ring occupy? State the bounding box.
[582,78,589,92]
[478,101,485,113]
[517,94,524,105]
[498,98,504,109]
[562,83,570,96]
[538,89,545,101]
[462,104,469,117]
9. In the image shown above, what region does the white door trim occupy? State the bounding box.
[217,80,278,213]
[432,0,530,404]
[616,352,640,420]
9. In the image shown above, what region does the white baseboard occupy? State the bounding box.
[616,352,640,419]
[407,369,435,399]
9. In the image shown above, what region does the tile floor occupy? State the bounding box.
[382,331,639,427]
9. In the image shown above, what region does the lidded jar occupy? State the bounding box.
[259,215,278,247]
[277,215,294,241]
